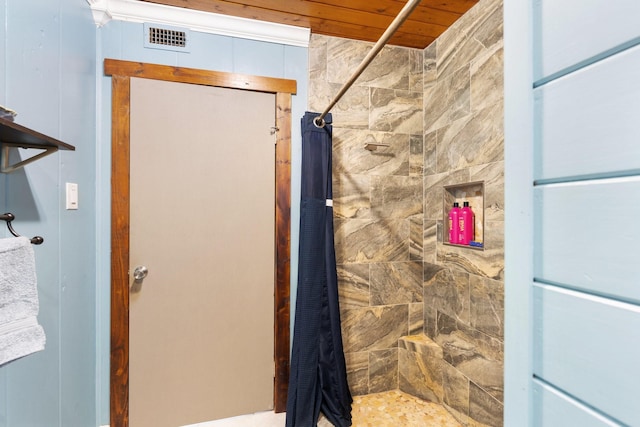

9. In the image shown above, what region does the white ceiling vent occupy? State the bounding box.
[144,23,190,52]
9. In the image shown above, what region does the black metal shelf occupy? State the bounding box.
[0,117,75,173]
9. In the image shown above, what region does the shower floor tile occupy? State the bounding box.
[341,390,462,427]
[191,390,462,426]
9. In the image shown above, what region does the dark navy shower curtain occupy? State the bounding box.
[286,112,352,427]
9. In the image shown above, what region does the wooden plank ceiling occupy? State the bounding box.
[141,0,480,49]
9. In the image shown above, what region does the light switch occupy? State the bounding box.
[66,183,78,210]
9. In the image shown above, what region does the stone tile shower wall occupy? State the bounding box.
[421,0,505,425]
[308,33,425,396]
[306,0,503,424]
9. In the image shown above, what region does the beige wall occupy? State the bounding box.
[307,0,504,425]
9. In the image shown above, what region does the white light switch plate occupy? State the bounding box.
[66,183,78,210]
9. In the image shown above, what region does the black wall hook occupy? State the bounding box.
[0,213,44,245]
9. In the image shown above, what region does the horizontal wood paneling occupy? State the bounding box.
[533,283,640,426]
[532,380,621,427]
[311,0,463,26]
[533,0,640,81]
[534,44,640,182]
[534,178,640,303]
[141,0,480,48]
[393,0,480,15]
[528,2,640,427]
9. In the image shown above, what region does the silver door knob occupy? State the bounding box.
[133,265,149,282]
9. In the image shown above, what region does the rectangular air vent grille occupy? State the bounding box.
[149,27,186,47]
[143,24,190,52]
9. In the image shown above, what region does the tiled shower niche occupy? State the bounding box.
[443,181,484,250]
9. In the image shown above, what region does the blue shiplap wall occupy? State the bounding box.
[505,1,640,425]
[0,0,97,426]
[1,2,308,425]
[96,20,308,425]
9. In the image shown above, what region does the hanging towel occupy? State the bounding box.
[0,236,45,366]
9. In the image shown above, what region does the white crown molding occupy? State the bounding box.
[86,0,310,47]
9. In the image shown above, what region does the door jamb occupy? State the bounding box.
[104,59,296,426]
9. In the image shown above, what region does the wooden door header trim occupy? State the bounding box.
[104,59,297,95]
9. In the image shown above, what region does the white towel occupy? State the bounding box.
[0,236,46,366]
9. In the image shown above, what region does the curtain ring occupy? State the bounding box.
[313,117,325,128]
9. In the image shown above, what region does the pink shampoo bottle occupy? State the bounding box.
[448,202,461,244]
[458,201,475,245]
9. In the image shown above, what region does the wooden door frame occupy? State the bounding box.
[104,59,295,426]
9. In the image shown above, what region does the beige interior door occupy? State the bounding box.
[128,77,276,427]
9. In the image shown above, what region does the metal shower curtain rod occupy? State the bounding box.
[314,0,422,128]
